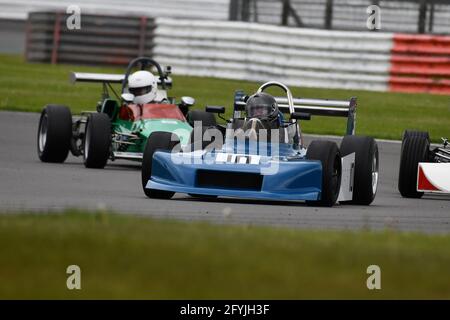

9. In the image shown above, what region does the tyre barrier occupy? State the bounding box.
[25,11,156,66]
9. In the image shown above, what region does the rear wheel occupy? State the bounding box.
[37,105,72,163]
[398,130,430,198]
[306,140,341,207]
[187,110,217,127]
[340,135,379,205]
[187,110,219,151]
[189,125,223,151]
[142,131,180,199]
[83,113,111,169]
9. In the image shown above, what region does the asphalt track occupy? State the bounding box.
[0,111,449,233]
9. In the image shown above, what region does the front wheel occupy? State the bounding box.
[340,135,379,205]
[37,105,72,163]
[306,140,342,207]
[398,130,430,198]
[141,131,179,199]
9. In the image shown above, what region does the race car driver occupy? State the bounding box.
[127,70,158,105]
[243,92,281,140]
[119,70,161,120]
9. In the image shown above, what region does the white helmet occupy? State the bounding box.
[128,70,157,104]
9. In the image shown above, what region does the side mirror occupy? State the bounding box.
[206,105,225,114]
[291,112,311,121]
[241,95,250,102]
[180,96,195,107]
[165,65,172,76]
[121,93,134,103]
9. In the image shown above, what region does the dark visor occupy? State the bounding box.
[248,104,271,118]
[129,85,152,96]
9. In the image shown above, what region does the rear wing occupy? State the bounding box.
[233,91,357,135]
[70,72,173,87]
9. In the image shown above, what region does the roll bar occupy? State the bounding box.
[234,84,357,136]
[234,97,355,117]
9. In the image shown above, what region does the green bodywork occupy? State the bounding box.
[113,118,192,152]
[100,98,192,159]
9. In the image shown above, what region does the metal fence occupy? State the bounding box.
[229,0,450,34]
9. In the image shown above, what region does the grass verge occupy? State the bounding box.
[0,54,449,141]
[0,210,449,299]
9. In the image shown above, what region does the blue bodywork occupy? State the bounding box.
[145,138,323,201]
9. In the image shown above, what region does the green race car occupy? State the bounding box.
[37,57,216,168]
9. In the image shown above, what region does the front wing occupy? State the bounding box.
[146,151,322,201]
[417,162,450,194]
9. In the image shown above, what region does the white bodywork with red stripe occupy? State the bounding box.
[417,163,450,193]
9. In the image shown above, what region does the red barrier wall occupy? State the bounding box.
[390,34,450,95]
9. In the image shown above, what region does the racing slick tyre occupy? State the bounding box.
[83,113,111,169]
[306,140,342,207]
[142,131,180,199]
[37,104,72,163]
[187,110,217,127]
[340,135,379,205]
[398,130,430,198]
[189,125,222,151]
[402,130,429,142]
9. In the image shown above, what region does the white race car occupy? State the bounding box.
[399,130,450,197]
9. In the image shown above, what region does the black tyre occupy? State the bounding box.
[37,105,72,163]
[398,130,430,198]
[306,140,342,207]
[187,110,217,127]
[402,130,429,142]
[141,131,180,199]
[189,125,223,151]
[83,113,111,169]
[340,135,379,205]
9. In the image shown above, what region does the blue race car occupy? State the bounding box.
[140,81,379,206]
